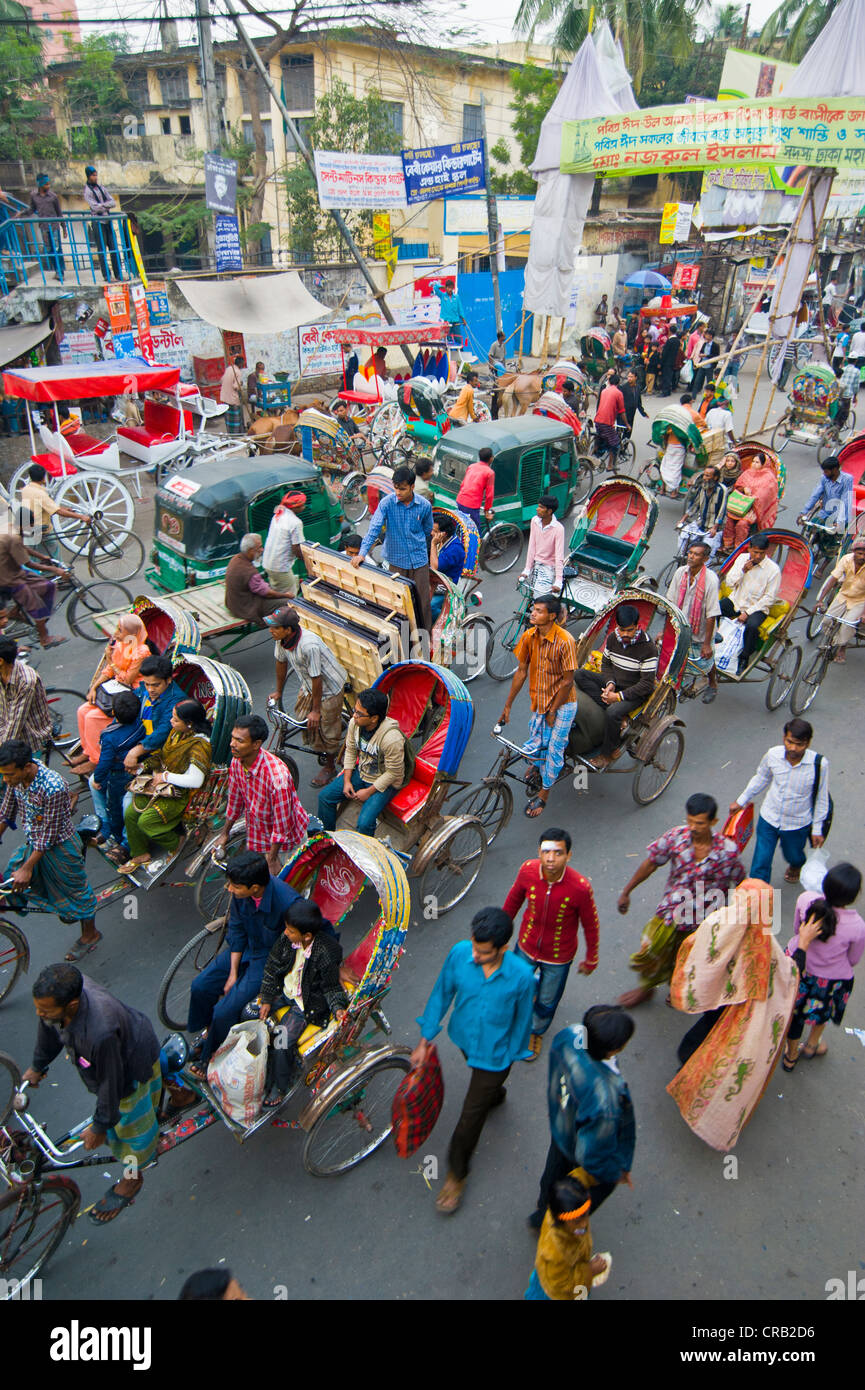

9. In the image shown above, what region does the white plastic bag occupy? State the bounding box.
[207,1020,269,1126]
[800,846,830,895]
[680,358,694,385]
[714,617,745,674]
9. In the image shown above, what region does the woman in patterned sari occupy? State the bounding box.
[721,451,778,553]
[119,698,211,874]
[666,879,798,1151]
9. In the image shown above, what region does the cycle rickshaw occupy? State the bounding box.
[580,329,614,382]
[770,363,856,462]
[638,404,727,498]
[0,831,415,1294]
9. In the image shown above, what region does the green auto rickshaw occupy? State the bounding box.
[430,416,594,534]
[149,457,348,593]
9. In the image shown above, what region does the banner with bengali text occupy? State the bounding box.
[561,98,865,177]
[401,140,485,204]
[298,320,347,376]
[313,151,407,209]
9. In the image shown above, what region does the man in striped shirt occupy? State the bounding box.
[499,594,578,817]
[574,603,658,770]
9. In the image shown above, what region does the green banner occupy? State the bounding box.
[561,97,865,177]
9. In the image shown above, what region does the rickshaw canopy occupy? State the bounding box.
[2,358,180,402]
[638,301,698,320]
[576,589,691,690]
[372,661,473,779]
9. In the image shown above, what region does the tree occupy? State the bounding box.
[489,64,561,193]
[513,0,701,95]
[758,0,837,60]
[0,13,46,160]
[62,33,132,156]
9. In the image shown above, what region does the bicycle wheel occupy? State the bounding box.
[654,557,678,592]
[66,580,133,642]
[446,614,493,685]
[44,687,85,751]
[805,607,825,642]
[617,435,636,471]
[302,1054,411,1176]
[194,829,245,922]
[340,473,368,524]
[157,919,228,1030]
[486,615,522,682]
[480,523,523,575]
[87,529,146,583]
[573,455,594,503]
[770,418,791,453]
[418,819,486,915]
[765,641,802,711]
[631,726,685,805]
[790,648,830,715]
[0,920,28,1005]
[0,1177,80,1293]
[445,781,513,847]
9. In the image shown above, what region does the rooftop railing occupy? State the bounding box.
[0,210,137,294]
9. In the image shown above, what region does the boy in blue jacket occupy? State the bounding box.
[89,689,144,849]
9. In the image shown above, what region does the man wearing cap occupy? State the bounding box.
[267,608,348,786]
[812,535,865,664]
[25,175,64,282]
[83,166,120,280]
[262,493,306,596]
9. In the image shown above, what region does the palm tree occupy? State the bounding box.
[513,0,701,94]
[712,3,745,40]
[758,0,838,60]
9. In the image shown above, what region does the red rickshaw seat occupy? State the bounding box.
[117,424,177,449]
[64,430,111,456]
[29,452,75,478]
[338,389,381,405]
[388,757,437,819]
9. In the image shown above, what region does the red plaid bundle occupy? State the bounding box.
[391,1046,444,1158]
[722,802,754,854]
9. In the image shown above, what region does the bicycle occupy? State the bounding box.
[476,513,524,576]
[38,512,146,584]
[791,613,863,714]
[486,574,583,683]
[652,522,724,593]
[2,567,133,645]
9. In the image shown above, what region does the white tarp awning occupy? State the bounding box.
[174,271,328,334]
[0,317,53,370]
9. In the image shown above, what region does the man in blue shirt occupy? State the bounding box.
[186,851,301,1075]
[412,906,534,1214]
[433,278,466,344]
[123,654,185,775]
[798,456,854,530]
[429,514,466,621]
[352,464,434,630]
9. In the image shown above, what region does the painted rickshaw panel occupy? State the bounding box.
[432,504,480,579]
[372,660,473,780]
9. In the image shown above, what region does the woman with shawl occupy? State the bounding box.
[721,451,779,553]
[72,613,151,770]
[666,880,799,1151]
[118,698,212,874]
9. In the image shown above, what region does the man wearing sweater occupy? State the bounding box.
[503,826,599,1061]
[574,603,658,770]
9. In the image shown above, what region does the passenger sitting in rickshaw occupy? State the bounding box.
[797,456,854,531]
[719,450,742,492]
[118,698,212,874]
[70,613,151,774]
[122,654,186,777]
[574,603,659,770]
[317,687,407,837]
[430,515,466,621]
[224,533,286,626]
[678,463,727,558]
[332,399,364,437]
[0,514,68,649]
[258,898,349,1108]
[448,371,480,427]
[718,535,781,675]
[720,450,778,554]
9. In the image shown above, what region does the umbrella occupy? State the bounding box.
[624,270,672,290]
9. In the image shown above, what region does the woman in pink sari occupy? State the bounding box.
[72,613,150,770]
[666,880,798,1151]
[721,451,778,552]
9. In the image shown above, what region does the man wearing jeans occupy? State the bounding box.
[732,717,829,886]
[317,687,405,837]
[503,827,599,1063]
[412,907,534,1215]
[353,465,433,630]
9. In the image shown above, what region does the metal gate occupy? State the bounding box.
[457,268,533,362]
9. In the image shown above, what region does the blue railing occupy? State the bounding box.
[0,211,137,293]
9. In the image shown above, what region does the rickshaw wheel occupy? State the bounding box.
[486,616,522,682]
[654,556,679,592]
[480,522,523,575]
[0,1177,81,1292]
[765,641,802,711]
[790,648,830,716]
[448,614,494,684]
[573,456,594,504]
[194,830,245,921]
[157,918,229,1029]
[638,460,662,489]
[446,781,513,847]
[52,474,134,548]
[805,606,824,642]
[44,687,86,751]
[769,418,791,453]
[417,819,487,916]
[0,922,28,1006]
[302,1053,411,1176]
[0,1050,23,1126]
[631,726,685,806]
[67,580,134,641]
[340,473,368,523]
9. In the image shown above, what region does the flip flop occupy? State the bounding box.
[524,795,546,818]
[89,1181,142,1225]
[65,932,102,961]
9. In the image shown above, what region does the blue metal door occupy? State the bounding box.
[457,268,532,361]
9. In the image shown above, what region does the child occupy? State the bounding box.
[258,899,348,1107]
[525,1175,612,1300]
[341,533,363,559]
[90,689,144,851]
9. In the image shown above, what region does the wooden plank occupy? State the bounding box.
[299,579,409,657]
[291,598,385,691]
[300,542,418,628]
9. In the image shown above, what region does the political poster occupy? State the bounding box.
[313,151,407,209]
[671,263,700,292]
[145,281,171,326]
[401,141,485,204]
[129,283,154,364]
[205,153,238,214]
[104,283,131,334]
[215,214,243,272]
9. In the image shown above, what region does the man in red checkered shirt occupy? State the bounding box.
[216,714,309,874]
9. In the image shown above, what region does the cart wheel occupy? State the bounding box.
[765,641,802,710]
[474,400,492,423]
[0,1175,81,1292]
[480,522,523,575]
[0,1050,22,1126]
[486,615,522,682]
[87,529,146,583]
[194,830,246,921]
[445,781,513,847]
[769,418,791,453]
[157,919,229,1030]
[66,580,133,641]
[790,648,830,716]
[573,456,594,503]
[631,726,685,806]
[302,1052,411,1176]
[418,819,486,916]
[44,687,86,751]
[805,607,825,642]
[0,921,28,1007]
[369,403,402,451]
[447,614,493,684]
[52,474,134,550]
[340,473,368,523]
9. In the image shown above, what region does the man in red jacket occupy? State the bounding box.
[502,826,600,1061]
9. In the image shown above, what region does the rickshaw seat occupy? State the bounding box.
[64,430,112,456]
[29,451,74,478]
[386,692,451,821]
[757,600,790,640]
[575,532,633,570]
[338,389,381,405]
[386,665,439,738]
[293,981,358,1054]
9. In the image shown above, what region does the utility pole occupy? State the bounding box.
[740,3,751,46]
[480,91,503,336]
[196,0,221,266]
[223,0,413,366]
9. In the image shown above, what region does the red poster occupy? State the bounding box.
[672,263,700,292]
[221,330,246,366]
[130,282,154,363]
[104,283,131,333]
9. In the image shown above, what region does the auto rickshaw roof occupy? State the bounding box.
[2,358,180,401]
[437,416,572,455]
[157,456,322,513]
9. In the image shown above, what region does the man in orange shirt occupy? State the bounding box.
[448,371,480,427]
[499,594,578,818]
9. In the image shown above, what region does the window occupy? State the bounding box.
[282,53,314,110]
[382,101,403,140]
[462,103,482,142]
[242,118,273,152]
[179,114,191,136]
[214,64,227,101]
[239,65,272,112]
[124,72,150,109]
[159,68,189,104]
[161,116,171,135]
[284,115,313,153]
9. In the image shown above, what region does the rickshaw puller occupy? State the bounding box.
[797,456,854,531]
[266,607,348,787]
[813,536,865,663]
[499,594,578,818]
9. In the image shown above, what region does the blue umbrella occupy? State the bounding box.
[624,269,672,290]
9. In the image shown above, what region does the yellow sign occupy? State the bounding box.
[659,203,678,243]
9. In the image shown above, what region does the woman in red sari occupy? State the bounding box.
[721,451,778,552]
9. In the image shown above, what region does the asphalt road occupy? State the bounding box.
[2,365,862,1304]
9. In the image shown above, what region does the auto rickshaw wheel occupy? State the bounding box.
[157,918,229,1029]
[765,640,802,710]
[302,1053,411,1176]
[417,819,487,916]
[631,725,685,805]
[445,780,513,848]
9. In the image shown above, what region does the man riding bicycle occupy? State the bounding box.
[676,464,728,559]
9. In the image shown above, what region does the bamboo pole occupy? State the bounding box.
[540,314,551,362]
[518,310,527,368]
[555,317,565,358]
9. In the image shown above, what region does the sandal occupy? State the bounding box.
[784,866,801,884]
[65,931,102,962]
[117,856,151,875]
[263,1087,287,1108]
[800,1042,828,1059]
[310,768,337,788]
[435,1174,466,1214]
[781,1053,798,1072]
[524,795,546,818]
[186,1061,208,1082]
[89,1179,143,1225]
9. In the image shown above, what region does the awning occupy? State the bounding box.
[3,358,180,402]
[0,318,53,371]
[174,271,328,334]
[331,322,448,346]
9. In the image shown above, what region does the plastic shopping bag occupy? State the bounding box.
[207,1020,269,1126]
[800,846,830,895]
[715,616,745,674]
